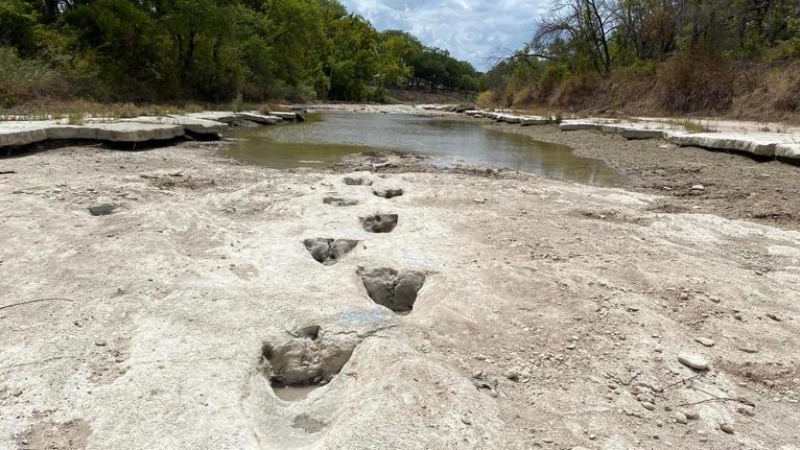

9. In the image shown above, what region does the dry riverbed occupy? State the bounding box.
[488,122,800,229]
[1,136,799,450]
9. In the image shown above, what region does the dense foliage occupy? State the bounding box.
[485,0,800,113]
[0,0,481,106]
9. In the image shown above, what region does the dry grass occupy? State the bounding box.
[656,48,734,114]
[498,54,800,124]
[664,119,717,133]
[2,100,215,121]
[0,47,69,109]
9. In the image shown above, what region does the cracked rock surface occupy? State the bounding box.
[1,144,800,450]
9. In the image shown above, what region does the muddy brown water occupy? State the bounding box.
[273,385,320,402]
[225,113,626,186]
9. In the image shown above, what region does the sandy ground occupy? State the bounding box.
[1,139,800,450]
[487,122,800,229]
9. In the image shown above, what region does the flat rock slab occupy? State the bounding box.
[186,112,282,125]
[777,143,800,160]
[0,120,185,148]
[238,113,282,125]
[0,122,51,147]
[186,112,240,123]
[122,116,228,136]
[267,111,305,122]
[600,125,665,140]
[495,115,521,124]
[48,122,185,142]
[521,117,551,126]
[558,118,800,161]
[668,133,779,157]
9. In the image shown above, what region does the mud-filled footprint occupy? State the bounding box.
[343,176,373,186]
[359,267,426,314]
[304,238,358,265]
[360,214,398,233]
[372,188,404,199]
[323,196,358,207]
[260,325,358,402]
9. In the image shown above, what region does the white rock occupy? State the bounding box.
[520,117,550,126]
[0,121,49,147]
[678,354,709,371]
[694,337,715,347]
[669,133,778,157]
[776,143,800,160]
[124,115,228,135]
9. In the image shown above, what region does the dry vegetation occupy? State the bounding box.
[480,60,800,123]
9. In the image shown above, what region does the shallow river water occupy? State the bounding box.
[225,113,625,186]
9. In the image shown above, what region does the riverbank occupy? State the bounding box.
[483,122,800,228]
[1,136,799,449]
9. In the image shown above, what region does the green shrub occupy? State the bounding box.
[0,46,66,108]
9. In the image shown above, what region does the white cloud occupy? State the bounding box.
[340,0,549,71]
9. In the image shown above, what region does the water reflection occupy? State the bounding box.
[225,113,626,186]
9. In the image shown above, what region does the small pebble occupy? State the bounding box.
[694,337,715,347]
[678,354,709,371]
[719,423,734,434]
[672,411,688,424]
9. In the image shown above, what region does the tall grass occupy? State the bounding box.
[0,46,67,109]
[656,47,734,113]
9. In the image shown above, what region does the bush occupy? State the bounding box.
[656,47,734,113]
[549,72,599,107]
[774,74,800,113]
[476,90,496,108]
[366,86,391,104]
[0,46,68,108]
[537,63,570,98]
[511,87,537,108]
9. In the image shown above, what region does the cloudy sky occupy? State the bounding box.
[339,0,547,71]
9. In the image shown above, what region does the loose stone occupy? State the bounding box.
[719,423,734,434]
[678,354,709,371]
[695,337,715,347]
[672,411,688,424]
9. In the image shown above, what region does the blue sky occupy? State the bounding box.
[339,0,548,72]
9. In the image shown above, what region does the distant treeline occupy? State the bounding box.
[484,0,800,115]
[0,0,483,106]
